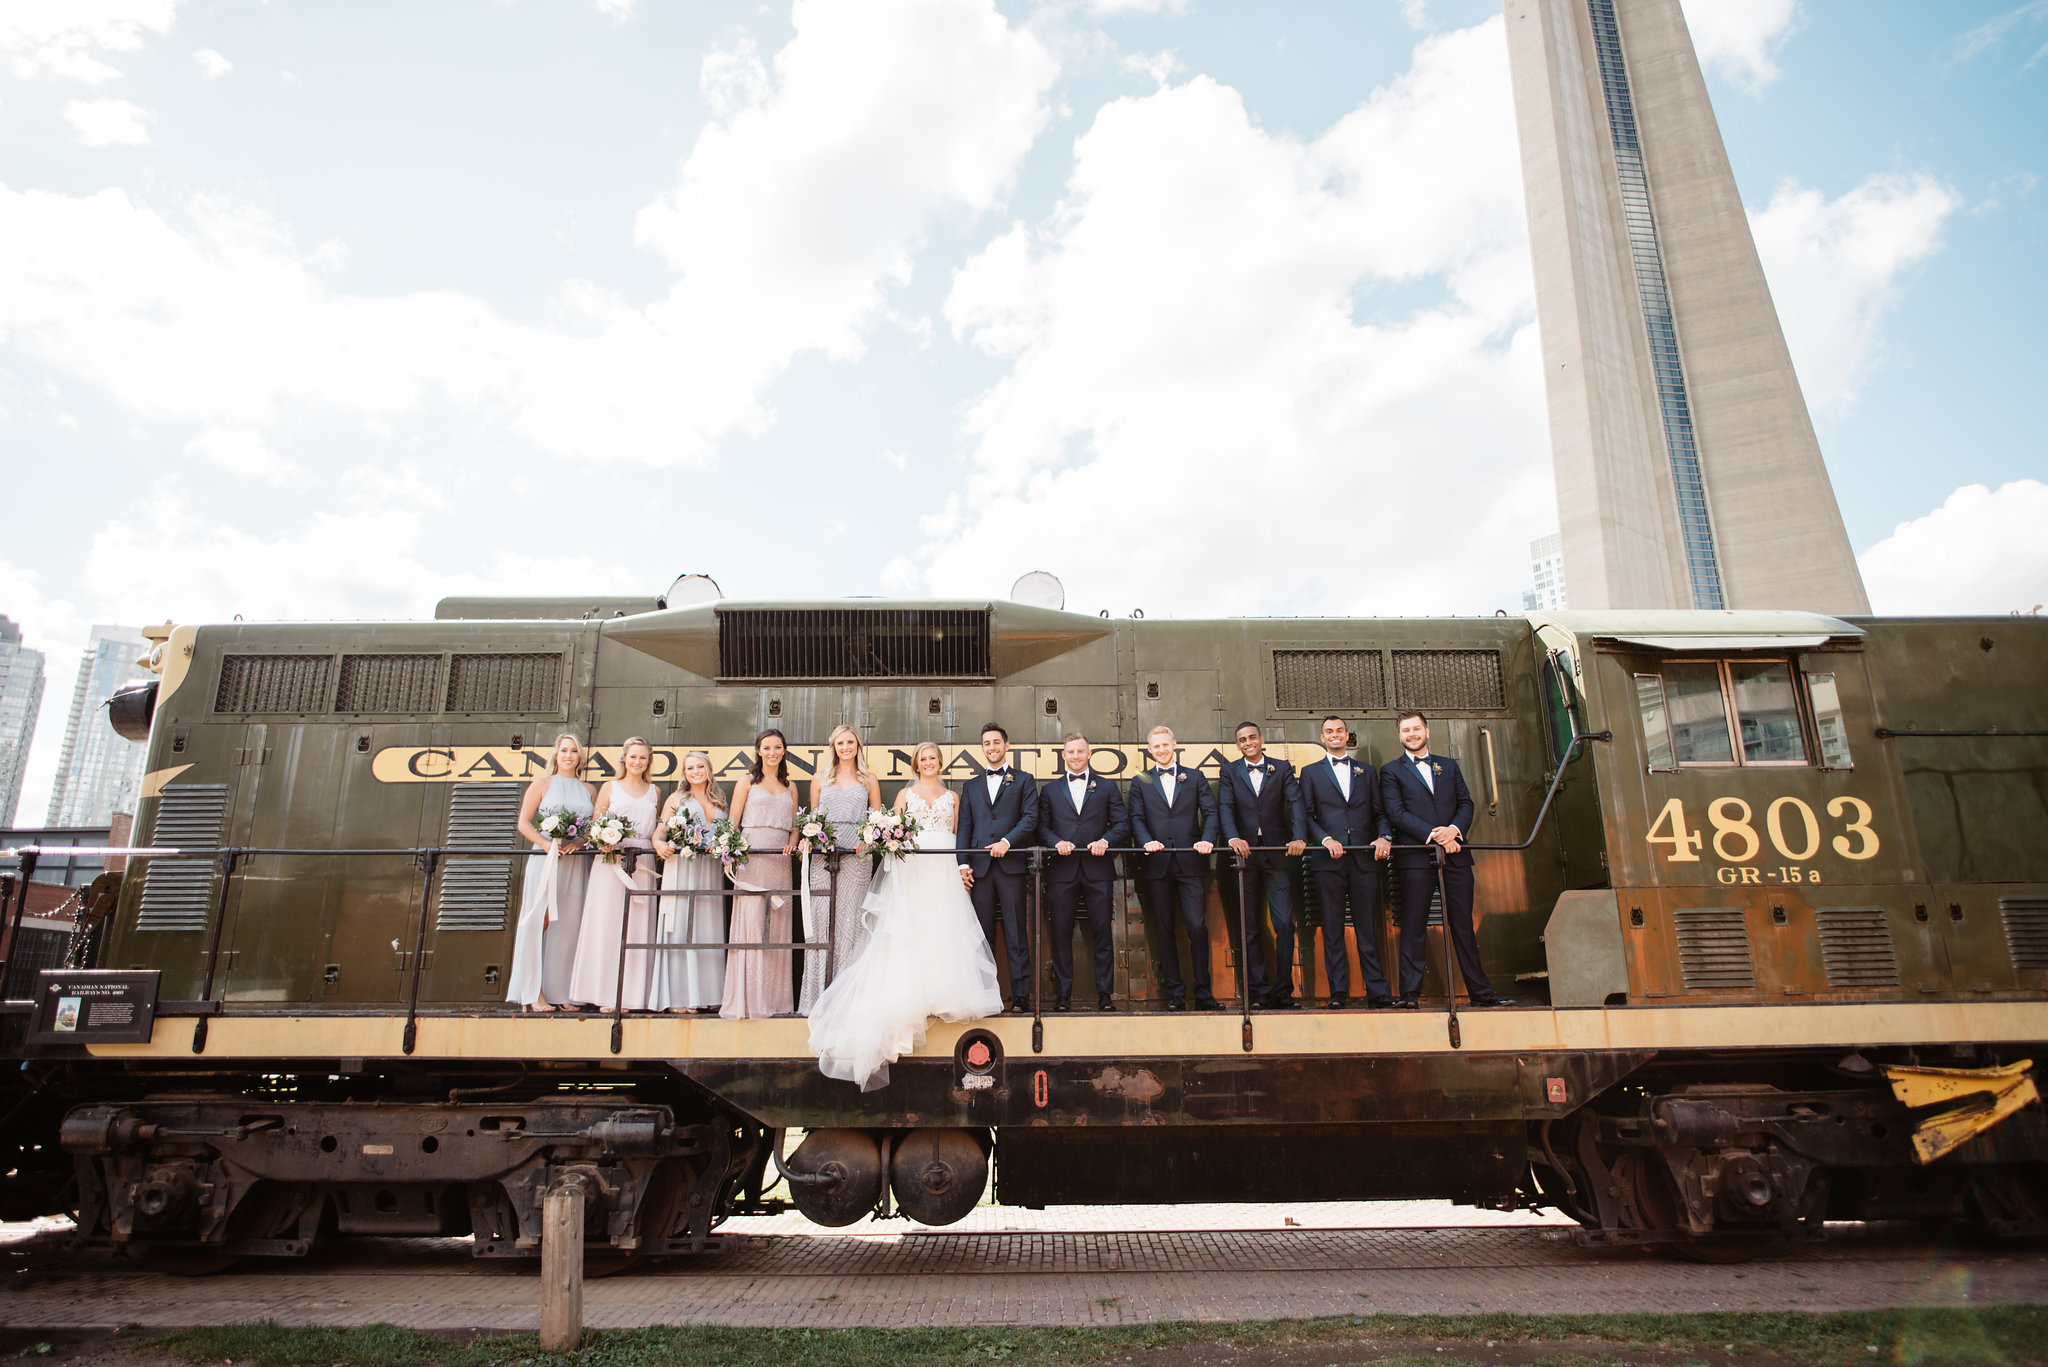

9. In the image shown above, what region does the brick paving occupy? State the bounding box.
[3,1207,2043,1330]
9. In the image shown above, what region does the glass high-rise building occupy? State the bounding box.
[45,626,150,828]
[0,615,45,828]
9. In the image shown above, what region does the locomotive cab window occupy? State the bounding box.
[1632,659,1827,770]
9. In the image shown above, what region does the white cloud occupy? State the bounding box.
[83,468,643,628]
[0,0,1057,475]
[589,0,636,19]
[1858,481,2048,616]
[918,18,1546,617]
[184,428,293,482]
[630,0,1055,454]
[0,0,181,84]
[1086,0,1188,15]
[878,448,908,472]
[64,97,154,147]
[1679,0,1798,94]
[191,46,229,79]
[1954,1,2048,64]
[1749,172,1961,412]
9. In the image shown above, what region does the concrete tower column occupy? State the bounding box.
[1503,0,1870,614]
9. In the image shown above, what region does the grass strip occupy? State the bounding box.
[151,1306,2048,1367]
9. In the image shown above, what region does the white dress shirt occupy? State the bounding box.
[985,766,1007,803]
[1066,772,1090,807]
[1246,763,1264,795]
[1409,751,1435,792]
[1328,755,1351,800]
[1156,766,1177,805]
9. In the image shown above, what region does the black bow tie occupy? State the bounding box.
[988,768,1007,777]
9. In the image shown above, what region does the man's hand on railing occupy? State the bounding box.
[1228,837,1250,858]
[988,838,1011,859]
[1087,839,1109,856]
[1322,836,1345,859]
[1371,836,1391,860]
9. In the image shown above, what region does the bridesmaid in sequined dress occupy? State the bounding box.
[721,728,799,1019]
[800,724,882,1013]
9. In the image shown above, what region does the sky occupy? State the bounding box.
[0,0,2043,818]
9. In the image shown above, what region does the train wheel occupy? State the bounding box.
[1613,1150,1771,1265]
[583,1161,682,1278]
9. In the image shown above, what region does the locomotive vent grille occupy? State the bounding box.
[1672,907,1756,989]
[215,655,331,714]
[136,784,230,933]
[336,653,442,714]
[719,608,992,681]
[1392,649,1507,711]
[1816,906,1900,987]
[434,783,528,932]
[1273,650,1385,712]
[447,652,563,713]
[2000,897,2048,971]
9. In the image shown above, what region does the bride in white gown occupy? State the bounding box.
[809,742,1004,1090]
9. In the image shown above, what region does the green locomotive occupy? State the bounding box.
[6,593,2046,1267]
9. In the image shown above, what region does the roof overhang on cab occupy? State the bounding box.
[1529,609,1865,654]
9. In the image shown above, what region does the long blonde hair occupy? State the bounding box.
[548,732,583,777]
[910,740,943,777]
[680,750,728,813]
[823,724,873,785]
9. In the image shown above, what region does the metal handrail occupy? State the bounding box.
[5,732,1611,1052]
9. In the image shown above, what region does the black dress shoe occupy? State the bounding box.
[1007,997,1031,1015]
[1193,996,1223,1012]
[1165,997,1186,1012]
[1097,993,1116,1011]
[1393,995,1420,1009]
[1054,997,1071,1013]
[1270,995,1301,1010]
[1470,993,1517,1008]
[1327,994,1349,1010]
[1365,995,1393,1010]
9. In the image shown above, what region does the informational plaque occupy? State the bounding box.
[31,970,161,1044]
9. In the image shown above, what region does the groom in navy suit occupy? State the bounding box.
[1217,720,1308,1009]
[1379,710,1513,1009]
[1037,732,1129,1010]
[1299,714,1394,1008]
[957,722,1038,1014]
[1127,725,1220,1011]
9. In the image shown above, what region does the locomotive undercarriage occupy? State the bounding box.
[1530,1048,2048,1258]
[33,1042,2048,1271]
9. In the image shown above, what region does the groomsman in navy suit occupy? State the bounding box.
[1380,710,1513,1008]
[1218,721,1308,1009]
[957,722,1038,1014]
[1128,725,1221,1011]
[1037,732,1130,1011]
[1299,714,1394,1008]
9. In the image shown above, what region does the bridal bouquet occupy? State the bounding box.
[534,806,591,847]
[660,810,714,860]
[792,807,838,858]
[859,807,923,860]
[588,812,632,864]
[707,817,751,873]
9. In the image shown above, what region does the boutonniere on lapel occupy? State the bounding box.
[1431,761,1443,778]
[1260,763,1272,774]
[1000,771,1014,785]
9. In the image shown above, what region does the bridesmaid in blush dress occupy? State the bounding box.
[567,737,662,1013]
[721,728,799,1019]
[800,724,881,1013]
[649,750,728,1012]
[506,733,595,1010]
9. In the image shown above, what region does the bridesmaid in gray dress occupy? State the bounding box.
[800,724,881,1013]
[721,728,799,1019]
[507,734,595,1010]
[650,751,728,1011]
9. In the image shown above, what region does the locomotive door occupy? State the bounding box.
[212,723,430,1006]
